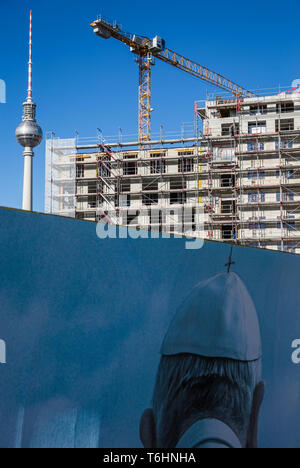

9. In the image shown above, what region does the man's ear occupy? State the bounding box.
[140,408,156,448]
[246,381,265,449]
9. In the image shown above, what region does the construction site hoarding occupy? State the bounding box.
[0,207,299,448]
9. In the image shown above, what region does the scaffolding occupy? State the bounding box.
[197,89,300,253]
[93,138,203,235]
[45,89,300,254]
[45,137,76,218]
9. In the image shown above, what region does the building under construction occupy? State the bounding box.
[45,88,300,254]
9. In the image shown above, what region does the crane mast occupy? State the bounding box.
[137,54,152,143]
[91,15,254,143]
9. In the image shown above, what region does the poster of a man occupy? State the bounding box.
[140,266,265,448]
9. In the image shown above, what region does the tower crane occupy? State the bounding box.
[91,15,254,144]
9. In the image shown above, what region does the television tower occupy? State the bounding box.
[16,10,42,211]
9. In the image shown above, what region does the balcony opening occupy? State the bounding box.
[222,224,234,239]
[220,174,235,188]
[218,107,237,118]
[276,119,294,132]
[276,102,294,113]
[184,206,197,231]
[170,178,186,204]
[88,182,97,194]
[221,123,239,136]
[142,180,158,205]
[143,193,158,205]
[250,104,267,115]
[142,180,158,191]
[88,197,96,209]
[127,212,139,226]
[221,200,236,214]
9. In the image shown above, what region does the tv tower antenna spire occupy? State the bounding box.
[15,10,42,211]
[27,10,33,102]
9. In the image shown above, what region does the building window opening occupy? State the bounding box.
[248,122,266,134]
[150,153,166,174]
[276,140,293,150]
[123,154,137,176]
[149,210,162,232]
[118,194,130,207]
[76,164,84,178]
[178,158,193,173]
[248,142,265,152]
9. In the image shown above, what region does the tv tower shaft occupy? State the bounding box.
[15,11,42,211]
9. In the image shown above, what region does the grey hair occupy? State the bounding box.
[152,354,262,448]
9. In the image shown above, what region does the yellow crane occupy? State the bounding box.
[90,15,254,143]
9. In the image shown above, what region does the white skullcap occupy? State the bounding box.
[161,272,261,362]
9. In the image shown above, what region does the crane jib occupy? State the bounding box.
[156,48,253,98]
[91,15,254,142]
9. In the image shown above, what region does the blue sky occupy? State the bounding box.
[0,0,299,212]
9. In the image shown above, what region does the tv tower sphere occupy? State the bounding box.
[15,10,42,211]
[15,104,43,149]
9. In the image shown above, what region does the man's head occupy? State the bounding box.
[140,353,264,448]
[140,270,264,448]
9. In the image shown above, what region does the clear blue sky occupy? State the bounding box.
[0,0,299,212]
